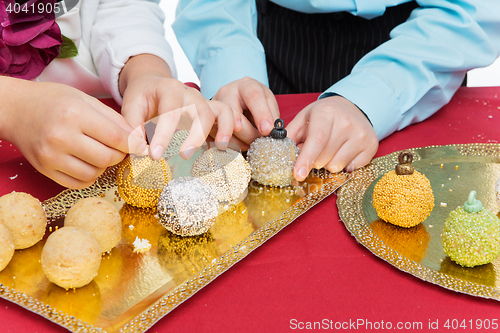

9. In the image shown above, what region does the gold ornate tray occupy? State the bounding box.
[337,144,500,300]
[0,131,350,333]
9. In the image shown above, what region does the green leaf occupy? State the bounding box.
[57,35,79,59]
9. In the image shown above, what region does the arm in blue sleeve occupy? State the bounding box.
[173,0,269,99]
[322,0,500,140]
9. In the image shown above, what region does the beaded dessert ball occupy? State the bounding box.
[157,177,219,237]
[246,118,300,187]
[191,147,251,209]
[442,191,500,267]
[116,155,172,208]
[372,150,434,227]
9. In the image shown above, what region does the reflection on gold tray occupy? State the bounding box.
[337,144,500,300]
[0,131,350,333]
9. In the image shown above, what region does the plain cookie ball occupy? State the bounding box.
[0,192,47,249]
[41,226,102,289]
[0,223,14,271]
[65,197,122,253]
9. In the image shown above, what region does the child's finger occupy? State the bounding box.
[264,87,280,120]
[232,115,261,145]
[46,155,105,189]
[285,107,309,146]
[178,104,216,160]
[292,113,334,181]
[149,108,182,160]
[81,107,147,155]
[238,83,276,136]
[85,94,140,135]
[208,101,234,150]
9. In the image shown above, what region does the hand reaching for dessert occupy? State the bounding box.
[119,54,235,160]
[212,76,280,150]
[286,95,379,181]
[0,77,146,189]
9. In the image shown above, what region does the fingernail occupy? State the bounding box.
[329,166,341,174]
[259,120,272,134]
[345,166,354,173]
[215,136,230,150]
[152,145,164,160]
[236,119,242,129]
[297,166,308,180]
[182,146,195,160]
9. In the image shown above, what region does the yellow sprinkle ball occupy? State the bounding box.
[116,155,172,208]
[373,170,434,227]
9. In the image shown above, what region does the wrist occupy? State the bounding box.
[320,92,373,127]
[0,76,31,143]
[118,54,173,96]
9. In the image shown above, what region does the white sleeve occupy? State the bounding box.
[90,0,176,104]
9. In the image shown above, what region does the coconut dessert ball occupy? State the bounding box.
[65,197,122,253]
[41,226,102,289]
[0,223,14,272]
[191,147,251,209]
[442,191,500,267]
[116,155,173,208]
[0,192,47,249]
[246,119,299,187]
[157,177,219,237]
[372,151,434,227]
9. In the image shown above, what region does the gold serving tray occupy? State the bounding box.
[337,144,500,300]
[0,131,350,333]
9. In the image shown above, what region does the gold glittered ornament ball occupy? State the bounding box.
[372,150,434,227]
[191,147,251,210]
[246,118,299,187]
[116,155,172,208]
[157,177,219,237]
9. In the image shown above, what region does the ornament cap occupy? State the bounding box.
[270,118,287,139]
[395,150,414,175]
[464,190,483,213]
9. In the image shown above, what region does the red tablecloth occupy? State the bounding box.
[1,86,500,332]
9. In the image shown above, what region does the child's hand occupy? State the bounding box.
[212,77,279,149]
[286,95,378,181]
[0,78,146,189]
[119,54,234,160]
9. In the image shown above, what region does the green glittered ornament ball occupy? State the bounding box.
[442,191,500,267]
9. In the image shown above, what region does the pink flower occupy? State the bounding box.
[0,0,62,79]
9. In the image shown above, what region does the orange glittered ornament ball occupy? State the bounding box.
[116,155,172,208]
[372,150,434,228]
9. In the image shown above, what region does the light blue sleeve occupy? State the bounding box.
[322,0,500,140]
[173,0,269,99]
